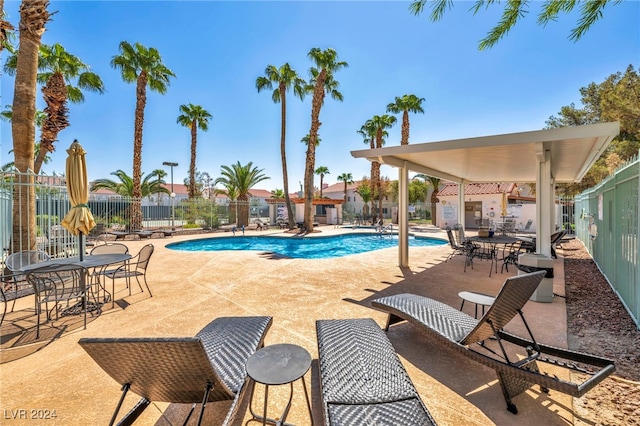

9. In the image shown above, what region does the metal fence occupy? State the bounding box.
[574,151,639,328]
[0,171,246,264]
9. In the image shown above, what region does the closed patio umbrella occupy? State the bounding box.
[500,191,508,219]
[61,140,95,260]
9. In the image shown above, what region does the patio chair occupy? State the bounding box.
[445,227,473,266]
[4,250,51,313]
[316,318,437,426]
[89,243,129,307]
[26,264,93,339]
[78,315,273,426]
[102,244,154,307]
[371,271,615,414]
[515,219,533,234]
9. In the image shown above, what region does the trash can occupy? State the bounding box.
[517,253,554,302]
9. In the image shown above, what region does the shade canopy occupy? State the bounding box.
[351,122,620,267]
[61,140,96,236]
[351,122,620,185]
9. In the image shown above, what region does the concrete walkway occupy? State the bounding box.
[1,226,578,425]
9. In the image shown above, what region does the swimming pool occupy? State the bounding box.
[167,233,446,259]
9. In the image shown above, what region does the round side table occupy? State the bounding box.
[458,291,496,319]
[246,343,313,425]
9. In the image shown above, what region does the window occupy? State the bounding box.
[347,196,351,202]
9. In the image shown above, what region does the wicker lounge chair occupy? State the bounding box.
[316,318,437,425]
[79,316,273,426]
[371,271,615,414]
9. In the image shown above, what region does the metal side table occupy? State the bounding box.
[246,343,313,426]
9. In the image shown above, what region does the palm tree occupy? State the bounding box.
[415,174,441,226]
[151,168,167,206]
[315,166,330,198]
[90,169,169,197]
[3,107,50,170]
[270,188,285,199]
[11,0,51,251]
[368,114,396,220]
[111,41,175,230]
[386,94,425,145]
[355,179,372,218]
[303,48,347,232]
[336,172,354,203]
[176,103,212,199]
[256,63,307,230]
[357,120,377,215]
[0,4,15,56]
[5,43,105,173]
[214,161,269,227]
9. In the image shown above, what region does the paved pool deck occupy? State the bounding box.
[1,225,580,425]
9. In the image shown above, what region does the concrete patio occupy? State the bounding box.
[1,225,585,425]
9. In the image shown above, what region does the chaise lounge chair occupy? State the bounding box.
[370,271,615,414]
[79,316,273,426]
[316,318,437,425]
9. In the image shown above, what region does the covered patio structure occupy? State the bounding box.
[351,122,620,267]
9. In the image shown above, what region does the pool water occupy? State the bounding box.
[167,233,446,259]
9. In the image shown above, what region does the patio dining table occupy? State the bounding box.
[19,253,132,313]
[467,235,520,277]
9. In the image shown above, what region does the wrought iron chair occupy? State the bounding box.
[102,244,154,307]
[26,263,93,339]
[89,243,129,307]
[4,250,51,313]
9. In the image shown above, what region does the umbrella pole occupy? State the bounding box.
[79,232,84,261]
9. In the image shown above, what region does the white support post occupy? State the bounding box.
[398,163,409,267]
[536,148,552,257]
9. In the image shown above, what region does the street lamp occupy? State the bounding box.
[163,162,178,229]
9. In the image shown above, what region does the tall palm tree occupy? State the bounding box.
[90,169,169,197]
[315,166,329,198]
[386,94,425,145]
[11,0,50,251]
[303,48,347,232]
[368,114,396,220]
[176,103,212,199]
[5,43,106,173]
[151,168,167,205]
[256,63,307,230]
[336,172,353,203]
[357,120,377,214]
[214,161,269,227]
[111,41,175,230]
[415,174,441,226]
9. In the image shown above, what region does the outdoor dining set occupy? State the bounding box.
[0,242,154,336]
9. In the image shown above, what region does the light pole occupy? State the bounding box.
[163,162,178,229]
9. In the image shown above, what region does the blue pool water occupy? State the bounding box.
[167,233,446,259]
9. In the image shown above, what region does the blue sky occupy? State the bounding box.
[1,1,638,192]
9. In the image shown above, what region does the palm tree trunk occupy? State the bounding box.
[279,85,296,230]
[11,0,50,251]
[189,120,197,198]
[431,189,439,227]
[35,71,69,174]
[401,110,409,145]
[303,70,326,231]
[130,71,148,230]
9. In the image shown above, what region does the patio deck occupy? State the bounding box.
[1,226,579,425]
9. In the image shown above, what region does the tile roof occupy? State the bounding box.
[438,182,517,196]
